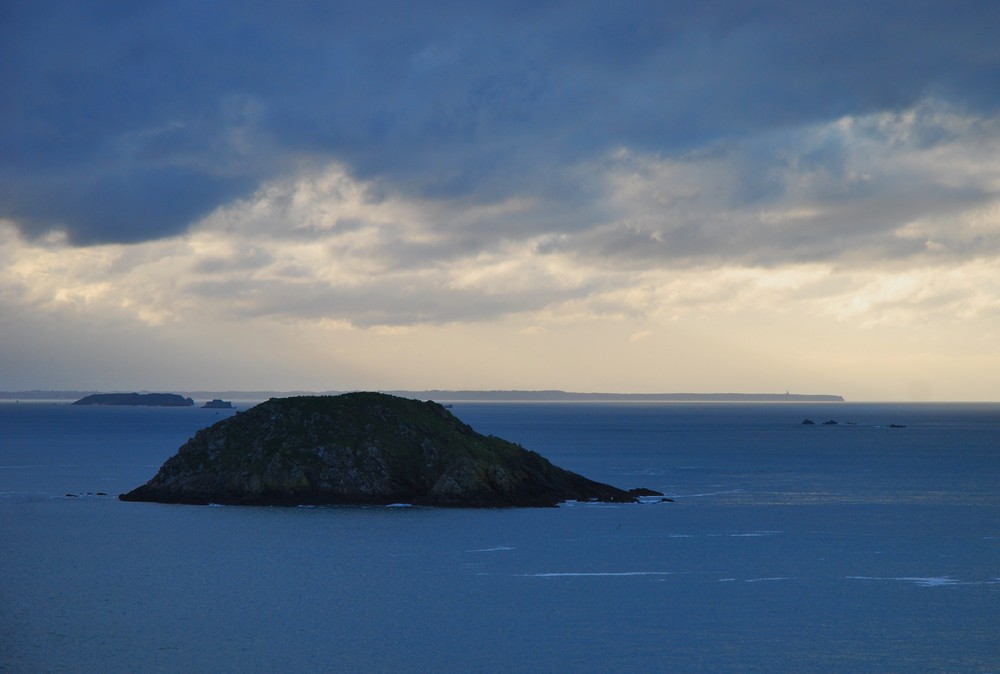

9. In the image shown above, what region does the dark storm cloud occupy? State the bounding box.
[2,0,998,245]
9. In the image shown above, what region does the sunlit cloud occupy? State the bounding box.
[579,101,1000,268]
[4,100,999,338]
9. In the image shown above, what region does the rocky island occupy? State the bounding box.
[73,392,194,407]
[119,392,661,508]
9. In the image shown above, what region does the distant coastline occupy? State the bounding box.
[1,389,845,403]
[384,390,845,403]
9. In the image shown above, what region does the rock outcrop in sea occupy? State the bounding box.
[119,392,660,507]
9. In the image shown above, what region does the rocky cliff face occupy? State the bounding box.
[120,392,655,507]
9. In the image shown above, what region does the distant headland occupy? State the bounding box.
[382,390,845,403]
[72,393,194,407]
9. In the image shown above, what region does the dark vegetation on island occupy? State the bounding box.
[201,399,233,409]
[72,392,194,407]
[119,392,665,508]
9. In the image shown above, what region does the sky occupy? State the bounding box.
[2,0,999,401]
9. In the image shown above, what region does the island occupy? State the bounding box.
[72,393,194,407]
[119,392,662,508]
[201,399,234,409]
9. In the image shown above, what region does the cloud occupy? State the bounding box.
[3,98,999,340]
[565,101,1000,268]
[2,1,999,245]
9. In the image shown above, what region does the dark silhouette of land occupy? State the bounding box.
[119,393,663,507]
[72,393,194,407]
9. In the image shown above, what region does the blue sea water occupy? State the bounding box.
[1,401,998,673]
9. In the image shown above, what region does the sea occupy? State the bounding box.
[1,400,998,673]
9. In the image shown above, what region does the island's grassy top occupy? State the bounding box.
[183,392,526,476]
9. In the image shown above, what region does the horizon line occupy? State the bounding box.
[4,388,845,402]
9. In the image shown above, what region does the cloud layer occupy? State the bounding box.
[5,103,999,330]
[4,1,999,245]
[3,1,999,399]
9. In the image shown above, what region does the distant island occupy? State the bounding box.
[72,393,194,407]
[119,392,664,508]
[201,399,234,409]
